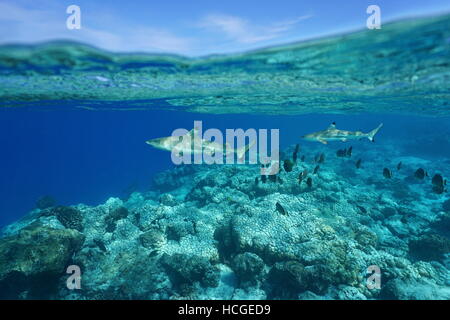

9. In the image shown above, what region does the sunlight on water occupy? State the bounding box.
[0,14,449,115]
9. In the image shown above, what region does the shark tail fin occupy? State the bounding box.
[236,140,256,160]
[367,123,383,142]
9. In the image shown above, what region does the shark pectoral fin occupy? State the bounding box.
[318,139,328,145]
[236,140,256,160]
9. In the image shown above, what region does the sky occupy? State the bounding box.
[0,0,449,56]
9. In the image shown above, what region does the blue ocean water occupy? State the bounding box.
[0,14,449,300]
[2,110,448,228]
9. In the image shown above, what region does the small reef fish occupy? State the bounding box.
[336,147,352,158]
[313,165,320,174]
[226,197,240,204]
[318,153,325,164]
[433,185,446,194]
[94,239,107,252]
[432,174,447,194]
[432,173,446,187]
[303,122,383,144]
[298,170,308,184]
[383,168,392,179]
[355,159,362,169]
[293,144,300,162]
[314,154,320,163]
[356,205,367,214]
[261,175,267,183]
[276,202,288,216]
[283,159,294,172]
[397,162,402,170]
[306,177,313,188]
[314,153,325,163]
[346,146,353,157]
[414,168,428,180]
[336,149,347,157]
[146,128,255,160]
[149,250,159,257]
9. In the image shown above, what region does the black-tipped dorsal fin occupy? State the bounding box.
[188,127,200,137]
[328,122,336,130]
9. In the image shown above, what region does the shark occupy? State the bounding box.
[302,122,383,144]
[146,128,255,159]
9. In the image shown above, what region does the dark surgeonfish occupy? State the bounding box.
[314,153,325,163]
[298,170,308,184]
[318,153,325,163]
[346,146,353,157]
[432,185,446,194]
[336,149,347,157]
[414,168,428,180]
[314,154,320,163]
[355,159,362,169]
[261,174,267,183]
[283,159,294,172]
[356,205,367,214]
[397,162,402,170]
[383,168,392,179]
[432,173,447,194]
[306,177,313,188]
[276,202,288,216]
[313,165,320,174]
[293,144,300,162]
[94,239,107,252]
[431,173,445,186]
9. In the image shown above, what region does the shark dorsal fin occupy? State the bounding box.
[328,122,336,130]
[188,127,200,137]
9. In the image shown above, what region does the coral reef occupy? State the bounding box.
[0,222,84,299]
[104,206,129,233]
[41,206,84,232]
[1,142,449,300]
[408,234,450,262]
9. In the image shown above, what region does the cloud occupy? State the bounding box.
[0,1,312,56]
[199,13,312,44]
[0,1,192,54]
[123,27,192,54]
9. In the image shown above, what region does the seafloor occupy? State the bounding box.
[0,141,449,300]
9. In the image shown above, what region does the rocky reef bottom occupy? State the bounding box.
[1,142,449,300]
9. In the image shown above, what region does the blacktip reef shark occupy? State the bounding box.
[302,122,383,144]
[146,128,255,159]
